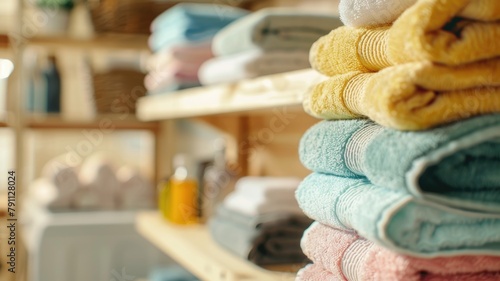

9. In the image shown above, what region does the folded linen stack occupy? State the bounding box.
[198,9,343,85]
[305,0,500,130]
[208,177,312,265]
[295,0,500,279]
[144,4,249,94]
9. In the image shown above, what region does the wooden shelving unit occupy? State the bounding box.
[134,70,325,281]
[137,69,326,120]
[136,212,299,281]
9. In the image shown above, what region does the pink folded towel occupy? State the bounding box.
[148,43,213,67]
[298,222,500,281]
[297,264,337,280]
[144,66,200,92]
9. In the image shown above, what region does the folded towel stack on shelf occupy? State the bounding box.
[208,177,312,265]
[29,154,155,211]
[198,9,343,85]
[144,3,249,95]
[295,0,500,279]
[305,0,500,130]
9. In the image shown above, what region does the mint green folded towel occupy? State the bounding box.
[299,115,500,213]
[212,8,343,56]
[296,173,500,257]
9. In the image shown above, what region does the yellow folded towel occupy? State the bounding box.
[310,0,500,76]
[304,59,500,130]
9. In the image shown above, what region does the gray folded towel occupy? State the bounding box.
[208,205,312,265]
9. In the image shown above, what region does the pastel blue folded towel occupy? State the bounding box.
[149,3,249,52]
[299,115,500,213]
[212,8,343,56]
[296,173,500,257]
[149,266,198,281]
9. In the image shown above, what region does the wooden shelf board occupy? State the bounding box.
[25,114,159,131]
[137,69,326,121]
[136,212,297,281]
[27,34,150,51]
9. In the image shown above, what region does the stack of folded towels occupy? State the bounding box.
[144,4,249,95]
[208,177,313,265]
[296,0,500,279]
[198,8,343,85]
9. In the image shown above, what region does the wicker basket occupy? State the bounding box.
[92,69,146,113]
[89,0,177,34]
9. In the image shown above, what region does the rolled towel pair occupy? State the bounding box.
[208,205,312,265]
[297,222,500,281]
[78,155,155,210]
[311,0,500,75]
[32,154,154,211]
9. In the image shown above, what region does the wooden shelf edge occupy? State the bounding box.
[135,212,296,281]
[24,115,159,131]
[136,69,327,121]
[27,33,150,51]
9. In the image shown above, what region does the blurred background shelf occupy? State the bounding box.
[137,69,326,121]
[27,34,150,51]
[24,114,159,131]
[136,212,299,281]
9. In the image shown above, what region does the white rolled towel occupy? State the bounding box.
[29,179,73,210]
[40,159,81,209]
[116,167,155,210]
[79,154,120,210]
[339,0,416,27]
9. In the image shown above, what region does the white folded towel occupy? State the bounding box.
[198,49,310,85]
[339,0,416,27]
[116,167,155,210]
[222,177,303,216]
[223,192,304,217]
[235,176,301,200]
